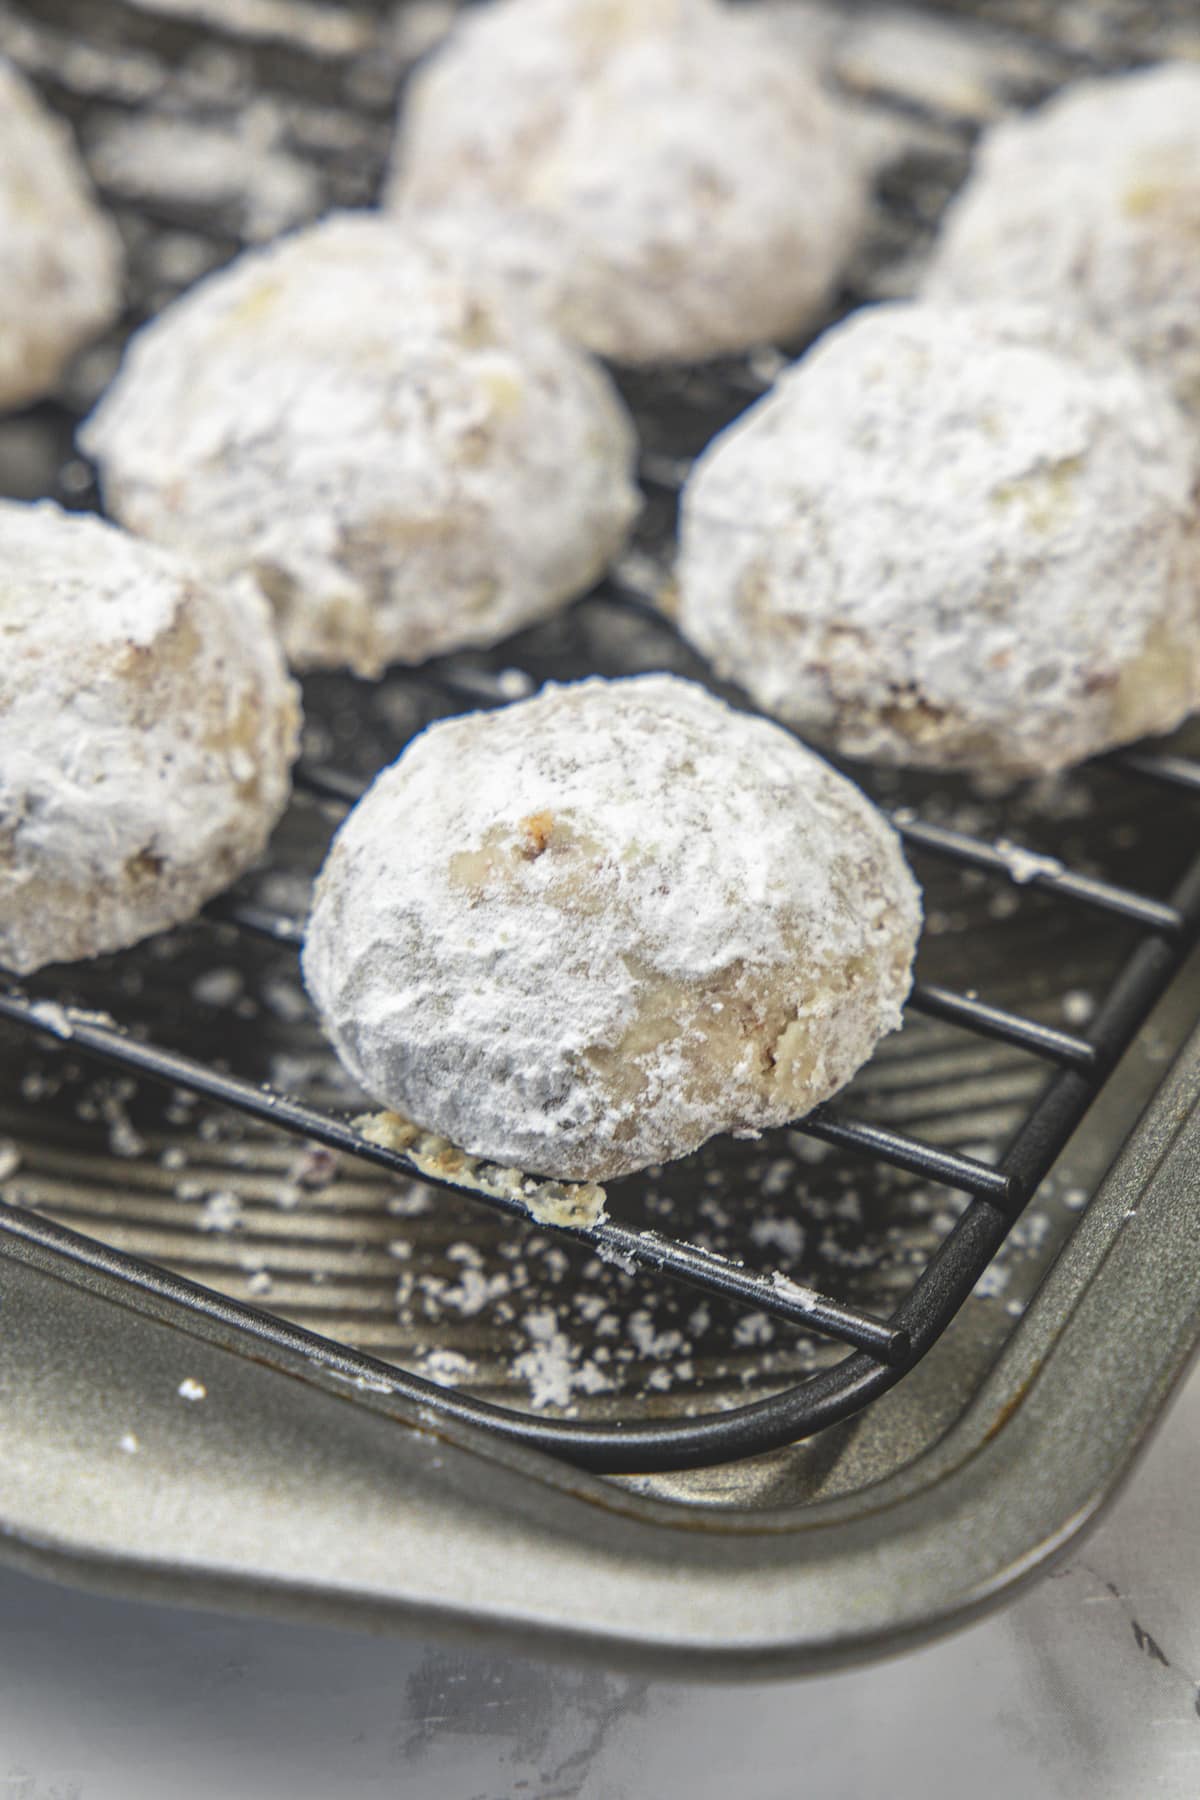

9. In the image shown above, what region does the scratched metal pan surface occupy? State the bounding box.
[3,0,1200,1672]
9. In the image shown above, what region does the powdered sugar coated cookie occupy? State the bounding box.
[0,59,123,411]
[387,0,867,365]
[303,675,920,1182]
[0,502,299,974]
[81,213,640,676]
[677,302,1200,776]
[925,64,1200,423]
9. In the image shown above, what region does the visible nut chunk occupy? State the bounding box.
[519,812,555,858]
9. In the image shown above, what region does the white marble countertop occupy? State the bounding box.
[4,1350,1200,1799]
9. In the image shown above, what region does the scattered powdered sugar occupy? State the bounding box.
[191,967,244,1007]
[418,1348,476,1386]
[198,1189,243,1232]
[100,1083,145,1160]
[1010,1209,1052,1254]
[757,1159,798,1201]
[512,1307,577,1410]
[973,1200,1060,1302]
[177,1378,207,1402]
[974,1261,1009,1299]
[993,841,1065,886]
[789,1134,833,1166]
[385,1183,434,1219]
[305,675,921,1182]
[627,1309,684,1360]
[678,302,1200,778]
[573,1359,616,1396]
[431,1261,511,1318]
[29,1001,74,1039]
[332,1370,396,1396]
[118,1432,140,1454]
[732,1311,774,1348]
[1062,990,1095,1027]
[594,1243,637,1277]
[769,1270,823,1309]
[261,976,309,1024]
[752,1216,805,1260]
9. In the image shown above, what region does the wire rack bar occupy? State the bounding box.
[638,451,696,491]
[905,984,1097,1068]
[1109,750,1200,794]
[293,764,366,806]
[890,816,1184,934]
[204,896,304,945]
[0,988,907,1363]
[791,1110,1014,1202]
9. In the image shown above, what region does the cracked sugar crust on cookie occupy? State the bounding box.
[302,674,921,1183]
[924,64,1200,424]
[79,212,640,678]
[676,301,1200,778]
[0,502,300,975]
[386,0,868,366]
[0,58,124,412]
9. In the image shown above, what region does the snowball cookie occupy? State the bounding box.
[303,674,921,1182]
[924,65,1200,422]
[386,0,868,366]
[0,59,123,411]
[79,214,640,678]
[677,302,1200,778]
[0,502,300,975]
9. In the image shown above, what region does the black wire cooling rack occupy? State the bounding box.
[4,0,1200,1475]
[4,584,1200,1474]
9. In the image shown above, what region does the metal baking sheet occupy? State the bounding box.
[2,0,1200,1668]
